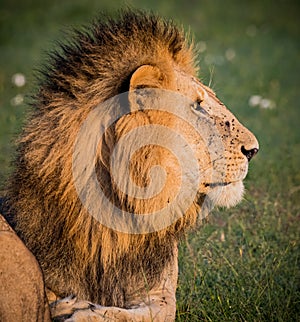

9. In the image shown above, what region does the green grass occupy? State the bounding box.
[1,0,299,321]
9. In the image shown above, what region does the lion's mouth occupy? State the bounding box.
[204,182,232,188]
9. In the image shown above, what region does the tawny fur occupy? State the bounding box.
[3,10,258,319]
[5,11,199,307]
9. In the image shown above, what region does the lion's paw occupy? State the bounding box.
[65,305,131,322]
[50,295,94,321]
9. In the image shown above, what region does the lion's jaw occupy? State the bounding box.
[202,155,250,209]
[207,180,245,208]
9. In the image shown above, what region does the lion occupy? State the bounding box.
[0,213,51,321]
[0,10,258,321]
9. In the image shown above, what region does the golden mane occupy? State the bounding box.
[5,11,200,307]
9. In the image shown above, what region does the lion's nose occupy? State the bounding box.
[241,146,259,162]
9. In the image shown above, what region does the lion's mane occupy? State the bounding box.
[5,11,201,307]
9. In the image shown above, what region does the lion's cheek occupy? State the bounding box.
[207,181,245,208]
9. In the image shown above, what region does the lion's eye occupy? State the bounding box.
[190,99,208,115]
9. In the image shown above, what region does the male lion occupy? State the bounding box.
[0,10,258,321]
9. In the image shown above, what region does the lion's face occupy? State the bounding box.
[171,67,259,208]
[127,63,259,214]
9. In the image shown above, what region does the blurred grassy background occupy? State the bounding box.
[0,0,299,321]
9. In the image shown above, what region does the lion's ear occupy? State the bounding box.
[129,65,165,90]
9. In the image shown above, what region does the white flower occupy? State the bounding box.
[248,95,262,107]
[10,94,24,106]
[248,95,276,109]
[12,73,26,87]
[260,98,276,109]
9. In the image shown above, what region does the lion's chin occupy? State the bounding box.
[207,181,245,208]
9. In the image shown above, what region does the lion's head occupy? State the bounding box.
[126,63,259,211]
[6,11,258,306]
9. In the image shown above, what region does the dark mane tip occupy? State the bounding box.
[36,9,194,105]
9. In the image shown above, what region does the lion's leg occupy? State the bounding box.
[51,281,176,322]
[51,248,178,322]
[51,279,176,322]
[0,214,51,322]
